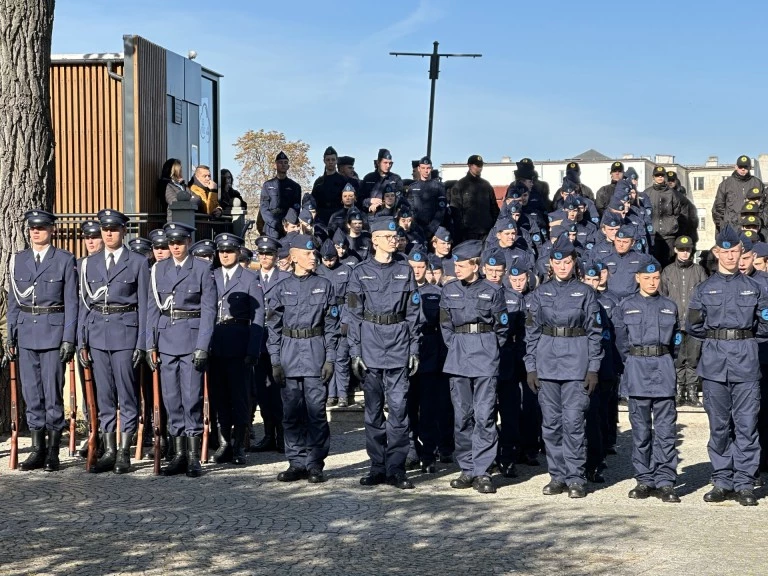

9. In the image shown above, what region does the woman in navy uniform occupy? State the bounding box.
[7,209,78,471]
[525,235,603,498]
[614,254,681,503]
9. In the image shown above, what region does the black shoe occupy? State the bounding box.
[542,480,568,495]
[587,469,605,483]
[405,457,420,471]
[277,466,308,482]
[327,396,338,407]
[213,426,233,464]
[387,474,415,490]
[687,387,703,408]
[703,486,732,503]
[231,425,247,465]
[19,429,47,471]
[186,436,203,478]
[754,476,764,489]
[307,469,325,484]
[360,472,387,486]
[248,435,276,453]
[658,486,680,503]
[450,473,474,489]
[113,433,133,474]
[501,462,518,478]
[523,454,540,466]
[487,461,501,475]
[439,452,454,464]
[161,437,188,476]
[337,397,348,408]
[737,489,758,507]
[472,475,496,494]
[90,432,117,474]
[421,461,436,474]
[628,483,653,499]
[568,483,587,498]
[43,430,61,473]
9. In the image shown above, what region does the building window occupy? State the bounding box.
[693,177,704,191]
[697,208,706,231]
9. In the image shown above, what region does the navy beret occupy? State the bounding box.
[275,151,288,161]
[427,253,443,270]
[716,224,741,249]
[332,228,349,247]
[408,245,428,263]
[636,254,661,274]
[284,207,299,225]
[452,240,483,262]
[482,247,506,268]
[752,242,768,258]
[550,235,575,260]
[434,226,452,243]
[290,234,316,251]
[377,148,392,161]
[616,224,636,239]
[299,207,314,225]
[370,218,397,233]
[320,238,337,259]
[323,146,337,156]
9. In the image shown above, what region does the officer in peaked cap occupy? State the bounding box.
[191,239,216,261]
[347,217,423,489]
[6,210,78,472]
[149,228,171,262]
[210,233,264,466]
[260,151,303,239]
[440,240,508,493]
[249,234,291,453]
[77,209,149,474]
[146,221,217,477]
[687,225,768,505]
[266,234,340,484]
[128,237,153,259]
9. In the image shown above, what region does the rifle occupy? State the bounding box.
[202,370,210,463]
[151,329,161,475]
[68,360,77,457]
[9,357,19,470]
[81,329,99,471]
[135,368,145,461]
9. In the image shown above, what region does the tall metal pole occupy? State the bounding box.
[391,41,481,158]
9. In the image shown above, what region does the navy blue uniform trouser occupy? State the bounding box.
[91,348,138,434]
[702,378,760,491]
[517,359,541,457]
[628,396,678,487]
[211,356,250,431]
[280,377,330,471]
[362,367,409,476]
[757,364,768,468]
[19,347,65,431]
[159,352,203,436]
[253,351,283,437]
[449,376,498,477]
[585,387,603,473]
[329,335,350,399]
[539,379,590,485]
[497,378,520,466]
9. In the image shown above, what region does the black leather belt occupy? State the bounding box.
[20,304,65,314]
[542,326,586,337]
[363,311,405,325]
[455,323,494,334]
[422,324,440,335]
[282,326,323,338]
[161,309,201,320]
[706,329,754,340]
[217,318,249,326]
[629,345,670,357]
[92,303,137,315]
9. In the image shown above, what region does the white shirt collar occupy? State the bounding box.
[32,245,51,261]
[105,245,125,265]
[222,265,238,282]
[173,256,189,268]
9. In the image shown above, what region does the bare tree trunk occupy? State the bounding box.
[0,0,56,432]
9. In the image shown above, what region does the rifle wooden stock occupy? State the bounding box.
[202,371,210,463]
[152,350,161,475]
[83,362,98,471]
[9,359,19,470]
[68,360,77,457]
[135,368,145,461]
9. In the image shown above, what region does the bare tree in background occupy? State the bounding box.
[0,0,56,430]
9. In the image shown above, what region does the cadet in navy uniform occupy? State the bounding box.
[525,235,603,498]
[441,240,509,493]
[603,223,642,299]
[614,254,681,503]
[78,209,149,474]
[6,210,78,471]
[249,235,290,453]
[266,234,340,483]
[260,151,303,239]
[687,225,768,506]
[146,222,217,477]
[210,233,264,465]
[347,217,422,489]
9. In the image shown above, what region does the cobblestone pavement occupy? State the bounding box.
[0,408,767,576]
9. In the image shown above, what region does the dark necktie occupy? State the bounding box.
[176,264,182,273]
[107,253,114,272]
[35,253,41,269]
[223,272,229,289]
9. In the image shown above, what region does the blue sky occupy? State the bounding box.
[52,0,768,184]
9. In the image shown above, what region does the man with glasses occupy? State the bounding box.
[189,165,223,218]
[347,217,423,490]
[6,210,78,472]
[78,209,149,474]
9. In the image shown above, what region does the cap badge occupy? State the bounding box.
[681,237,689,244]
[488,257,497,266]
[306,241,314,249]
[722,241,731,249]
[388,222,396,231]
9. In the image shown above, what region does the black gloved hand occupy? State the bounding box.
[527,371,540,393]
[192,349,208,371]
[321,361,334,383]
[408,355,420,377]
[350,356,368,380]
[585,371,598,395]
[146,349,160,372]
[60,342,76,364]
[131,349,145,369]
[272,364,286,387]
[3,340,17,368]
[244,355,257,366]
[79,348,93,368]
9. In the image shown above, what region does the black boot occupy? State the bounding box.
[232,425,246,465]
[161,436,187,476]
[186,436,203,478]
[44,430,62,472]
[675,385,686,406]
[687,384,703,408]
[90,432,117,473]
[164,432,176,461]
[213,426,233,464]
[20,429,47,471]
[114,432,133,474]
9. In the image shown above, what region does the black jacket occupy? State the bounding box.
[660,258,708,323]
[712,171,764,230]
[448,172,499,241]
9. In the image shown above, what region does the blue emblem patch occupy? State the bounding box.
[488,257,497,266]
[646,264,656,273]
[722,241,732,249]
[500,312,509,326]
[439,201,445,208]
[761,309,768,321]
[330,306,339,318]
[674,332,682,345]
[533,234,541,242]
[592,217,599,224]
[586,243,594,250]
[510,268,519,276]
[305,241,314,249]
[646,208,652,216]
[602,329,611,341]
[453,254,458,261]
[596,312,602,325]
[412,292,420,305]
[553,251,563,260]
[647,225,653,233]
[414,252,422,261]
[388,221,397,231]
